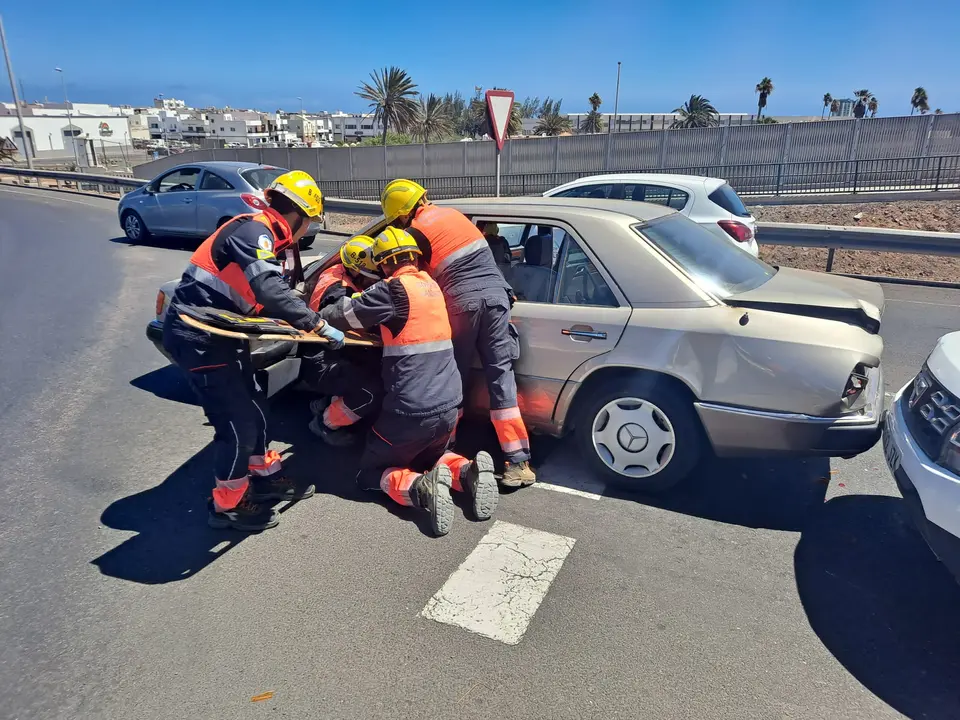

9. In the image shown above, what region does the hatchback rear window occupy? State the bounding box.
[636,214,774,297]
[708,183,751,218]
[240,167,287,190]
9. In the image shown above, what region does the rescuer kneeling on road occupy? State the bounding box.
[301,235,383,446]
[319,227,498,536]
[163,170,345,532]
[381,180,536,488]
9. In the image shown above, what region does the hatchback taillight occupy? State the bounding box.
[718,219,754,243]
[241,193,267,210]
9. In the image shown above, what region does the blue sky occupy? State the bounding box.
[1,0,956,117]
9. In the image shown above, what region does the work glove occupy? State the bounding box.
[315,320,345,350]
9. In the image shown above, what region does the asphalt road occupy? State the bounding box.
[3,185,960,720]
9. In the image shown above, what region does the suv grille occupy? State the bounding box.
[904,368,960,460]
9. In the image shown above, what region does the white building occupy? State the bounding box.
[0,102,135,162]
[329,111,382,142]
[288,114,317,144]
[154,97,187,111]
[207,110,269,146]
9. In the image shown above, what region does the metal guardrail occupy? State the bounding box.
[2,167,959,275]
[0,165,146,194]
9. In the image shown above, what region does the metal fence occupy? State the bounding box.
[133,113,960,184]
[314,155,960,200]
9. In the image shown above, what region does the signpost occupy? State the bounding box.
[485,90,514,197]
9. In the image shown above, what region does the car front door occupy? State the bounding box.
[196,169,237,236]
[153,167,200,234]
[468,217,632,430]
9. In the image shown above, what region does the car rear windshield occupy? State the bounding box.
[708,183,751,217]
[240,167,287,190]
[635,214,774,297]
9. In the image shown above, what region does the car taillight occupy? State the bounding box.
[718,219,754,243]
[241,193,267,210]
[155,290,166,318]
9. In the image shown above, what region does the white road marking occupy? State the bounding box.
[885,298,960,307]
[420,521,575,645]
[532,445,606,499]
[0,184,116,208]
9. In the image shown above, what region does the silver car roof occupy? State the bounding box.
[438,196,677,223]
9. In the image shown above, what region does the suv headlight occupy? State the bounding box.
[910,370,931,409]
[941,426,960,474]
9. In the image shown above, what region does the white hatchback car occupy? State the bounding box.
[544,173,759,256]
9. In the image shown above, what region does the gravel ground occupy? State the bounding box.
[752,199,960,283]
[324,199,960,284]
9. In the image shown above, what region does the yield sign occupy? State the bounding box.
[485,90,515,151]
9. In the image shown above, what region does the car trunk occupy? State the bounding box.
[724,266,884,334]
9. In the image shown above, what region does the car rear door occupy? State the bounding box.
[468,216,631,428]
[154,167,201,234]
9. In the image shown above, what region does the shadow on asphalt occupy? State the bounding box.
[130,365,197,405]
[108,234,199,251]
[618,454,832,532]
[795,494,960,719]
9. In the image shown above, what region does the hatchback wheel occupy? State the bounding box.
[122,210,149,243]
[575,376,703,493]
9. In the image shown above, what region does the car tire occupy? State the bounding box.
[299,234,315,250]
[575,375,703,494]
[121,210,149,243]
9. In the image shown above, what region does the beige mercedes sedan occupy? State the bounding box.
[148,197,884,493]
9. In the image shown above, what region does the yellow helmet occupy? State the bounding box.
[340,235,379,279]
[266,170,324,218]
[373,227,422,266]
[381,179,426,223]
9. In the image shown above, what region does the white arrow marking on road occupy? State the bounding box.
[420,521,576,645]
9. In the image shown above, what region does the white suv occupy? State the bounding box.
[544,173,759,256]
[883,332,960,583]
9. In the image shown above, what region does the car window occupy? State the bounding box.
[156,168,200,193]
[497,223,525,248]
[708,183,751,218]
[630,184,689,210]
[553,183,614,199]
[556,236,617,307]
[636,214,774,297]
[200,171,234,191]
[240,167,287,190]
[482,223,562,303]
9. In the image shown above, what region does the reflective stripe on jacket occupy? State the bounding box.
[407,205,507,299]
[185,212,286,315]
[318,265,461,417]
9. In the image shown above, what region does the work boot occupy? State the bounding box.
[250,473,316,502]
[501,460,537,488]
[409,465,455,537]
[207,494,279,531]
[308,416,361,447]
[309,397,330,416]
[461,451,498,520]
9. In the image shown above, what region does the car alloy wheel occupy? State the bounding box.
[591,397,676,478]
[124,213,142,240]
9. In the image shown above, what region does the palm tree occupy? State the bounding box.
[355,67,419,145]
[918,99,930,115]
[821,93,832,119]
[534,112,572,136]
[935,108,944,115]
[830,99,840,115]
[411,94,453,143]
[579,92,604,134]
[867,96,879,118]
[910,87,928,115]
[755,77,774,119]
[853,89,871,119]
[671,95,719,128]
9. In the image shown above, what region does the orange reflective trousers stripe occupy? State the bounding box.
[380,468,419,506]
[490,406,530,455]
[248,449,282,477]
[437,451,469,492]
[213,476,249,512]
[323,396,361,429]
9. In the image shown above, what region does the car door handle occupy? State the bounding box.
[562,326,606,341]
[182,198,193,203]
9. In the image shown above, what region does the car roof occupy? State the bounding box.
[438,195,677,223]
[549,173,727,193]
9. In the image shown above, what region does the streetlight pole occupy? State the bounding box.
[611,61,622,135]
[0,15,32,168]
[54,67,80,167]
